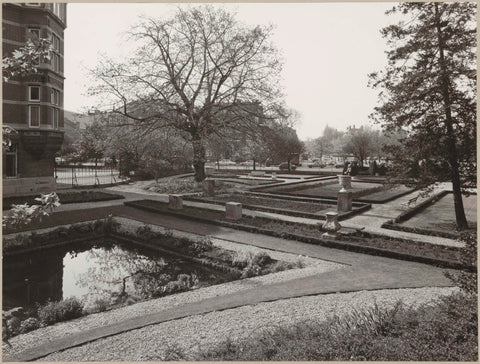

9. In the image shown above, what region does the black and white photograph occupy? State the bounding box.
[2,1,477,361]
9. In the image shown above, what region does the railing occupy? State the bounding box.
[54,162,127,187]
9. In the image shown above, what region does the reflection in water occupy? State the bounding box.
[3,239,233,310]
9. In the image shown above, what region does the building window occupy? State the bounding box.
[53,108,59,129]
[27,27,40,39]
[53,3,61,18]
[29,105,40,127]
[29,86,40,101]
[4,145,18,178]
[50,88,60,106]
[50,33,61,73]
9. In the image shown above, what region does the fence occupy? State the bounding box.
[54,162,126,188]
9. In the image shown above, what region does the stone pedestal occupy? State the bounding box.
[322,212,341,239]
[337,188,353,212]
[202,179,215,197]
[168,194,183,210]
[205,167,215,176]
[271,172,277,180]
[338,174,352,189]
[225,202,242,220]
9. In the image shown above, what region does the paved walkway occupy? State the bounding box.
[2,180,462,361]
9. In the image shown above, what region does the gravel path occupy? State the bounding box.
[38,286,458,361]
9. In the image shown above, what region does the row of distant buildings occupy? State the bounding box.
[3,3,67,196]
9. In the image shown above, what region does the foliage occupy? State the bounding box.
[264,122,304,168]
[2,126,18,150]
[342,127,376,167]
[145,176,201,194]
[3,190,122,211]
[18,317,41,334]
[3,192,61,229]
[76,120,108,162]
[445,231,477,294]
[198,292,477,361]
[37,298,84,326]
[2,38,52,82]
[369,2,476,230]
[87,298,110,314]
[90,5,284,181]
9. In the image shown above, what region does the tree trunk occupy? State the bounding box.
[434,3,468,230]
[192,136,206,182]
[253,159,256,171]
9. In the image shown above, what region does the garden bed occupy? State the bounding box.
[185,192,370,220]
[3,190,124,210]
[256,179,414,203]
[144,176,244,194]
[382,191,477,238]
[124,200,472,270]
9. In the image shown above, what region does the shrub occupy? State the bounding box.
[6,317,21,336]
[37,297,84,325]
[189,236,214,255]
[18,317,41,334]
[136,224,153,237]
[445,231,477,294]
[88,298,110,314]
[198,292,478,361]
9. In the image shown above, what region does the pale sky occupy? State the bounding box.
[64,2,400,140]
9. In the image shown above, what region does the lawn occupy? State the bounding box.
[263,181,413,202]
[196,193,334,214]
[399,193,477,234]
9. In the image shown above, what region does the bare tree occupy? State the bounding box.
[90,5,284,181]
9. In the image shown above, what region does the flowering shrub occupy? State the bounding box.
[3,192,60,229]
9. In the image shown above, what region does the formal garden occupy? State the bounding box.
[2,1,477,361]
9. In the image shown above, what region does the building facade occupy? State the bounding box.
[3,2,66,196]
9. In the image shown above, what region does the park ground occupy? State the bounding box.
[2,174,476,361]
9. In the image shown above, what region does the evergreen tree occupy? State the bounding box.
[369,2,476,230]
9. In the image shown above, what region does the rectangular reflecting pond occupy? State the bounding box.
[3,239,236,311]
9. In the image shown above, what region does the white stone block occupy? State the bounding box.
[225,202,242,220]
[337,189,353,212]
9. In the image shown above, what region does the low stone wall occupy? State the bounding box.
[3,176,56,197]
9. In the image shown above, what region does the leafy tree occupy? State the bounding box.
[2,35,59,234]
[369,2,476,230]
[313,136,333,160]
[90,5,284,182]
[343,129,374,167]
[2,35,51,146]
[77,120,107,164]
[2,38,51,82]
[266,124,304,171]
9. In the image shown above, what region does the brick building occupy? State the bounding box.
[3,3,67,196]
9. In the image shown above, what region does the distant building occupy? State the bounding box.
[2,3,67,196]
